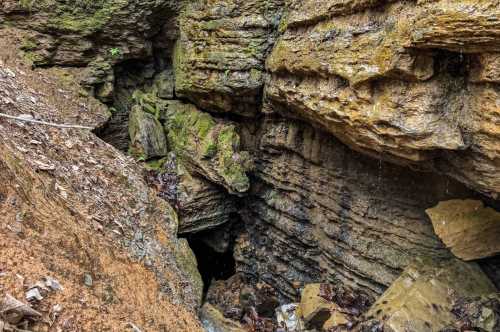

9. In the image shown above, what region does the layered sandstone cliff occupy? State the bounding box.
[1,0,500,331]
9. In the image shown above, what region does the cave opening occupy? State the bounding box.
[185,229,237,296]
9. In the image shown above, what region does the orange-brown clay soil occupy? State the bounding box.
[0,28,203,332]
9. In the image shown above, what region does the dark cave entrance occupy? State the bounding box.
[185,230,237,295]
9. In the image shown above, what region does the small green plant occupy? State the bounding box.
[109,47,122,58]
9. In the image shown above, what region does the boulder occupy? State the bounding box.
[299,284,349,330]
[149,154,238,234]
[128,105,168,160]
[426,200,500,261]
[360,258,497,332]
[200,303,247,332]
[163,101,253,195]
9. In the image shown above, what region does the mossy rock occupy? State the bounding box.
[163,101,252,195]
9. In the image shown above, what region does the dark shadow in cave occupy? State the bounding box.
[185,230,237,296]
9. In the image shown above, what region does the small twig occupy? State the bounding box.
[0,113,93,130]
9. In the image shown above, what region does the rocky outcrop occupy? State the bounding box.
[149,154,238,234]
[235,117,474,301]
[174,0,284,115]
[163,101,253,195]
[0,0,179,66]
[358,258,497,332]
[0,34,202,331]
[426,200,500,261]
[265,0,500,198]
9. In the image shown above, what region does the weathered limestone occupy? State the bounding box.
[426,200,500,261]
[264,0,500,197]
[267,3,435,86]
[409,1,500,53]
[174,0,284,115]
[0,0,179,66]
[470,53,500,83]
[163,101,252,195]
[360,258,496,332]
[160,155,238,234]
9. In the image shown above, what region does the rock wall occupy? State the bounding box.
[266,0,500,198]
[2,0,500,329]
[166,0,500,303]
[235,117,474,301]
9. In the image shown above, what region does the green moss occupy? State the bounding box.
[41,0,128,35]
[20,37,37,51]
[217,126,250,192]
[145,157,168,171]
[22,51,46,66]
[163,102,251,194]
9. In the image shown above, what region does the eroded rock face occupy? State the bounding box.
[359,258,497,332]
[159,154,238,234]
[174,0,284,115]
[265,0,500,198]
[235,117,473,301]
[0,0,179,66]
[426,200,500,261]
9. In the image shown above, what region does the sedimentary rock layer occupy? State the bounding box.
[0,0,179,66]
[174,0,284,115]
[264,0,500,198]
[235,117,474,301]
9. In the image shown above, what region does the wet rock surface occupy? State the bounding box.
[265,0,500,198]
[235,117,473,301]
